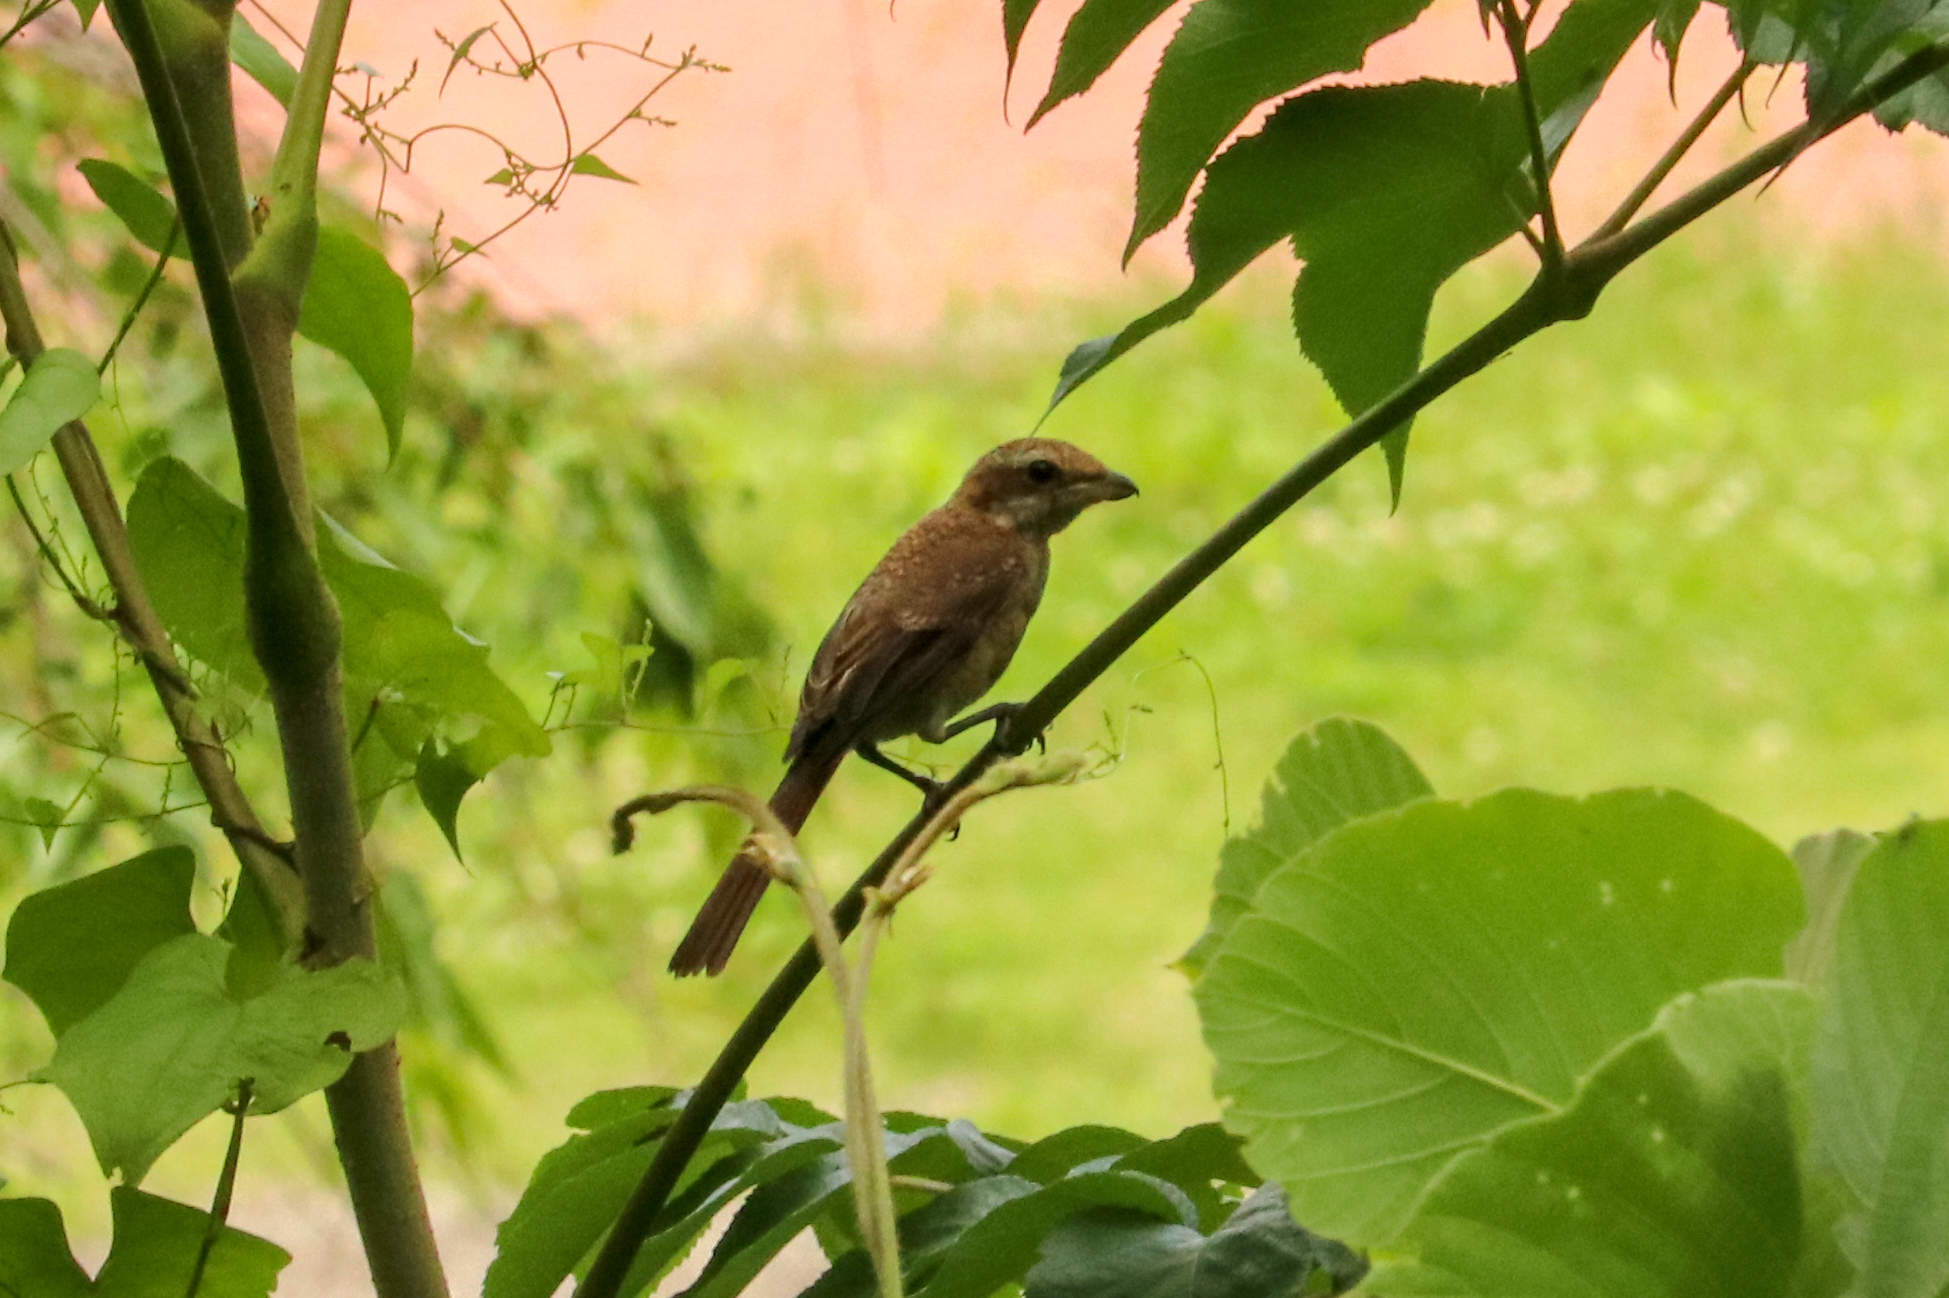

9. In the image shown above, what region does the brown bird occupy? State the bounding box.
[670,438,1138,976]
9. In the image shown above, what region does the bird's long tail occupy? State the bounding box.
[668,748,846,976]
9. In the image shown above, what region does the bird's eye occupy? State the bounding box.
[1025,458,1060,484]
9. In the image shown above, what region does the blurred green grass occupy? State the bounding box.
[448,223,1949,1170]
[11,219,1949,1225]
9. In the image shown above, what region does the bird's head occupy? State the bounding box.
[953,438,1138,537]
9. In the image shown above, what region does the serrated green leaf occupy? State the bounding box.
[229,12,298,107]
[298,226,414,458]
[569,152,637,184]
[41,934,404,1182]
[1375,981,1816,1298]
[1025,1182,1367,1298]
[1197,786,1804,1246]
[1810,819,1949,1297]
[415,740,480,863]
[1653,0,1701,70]
[1003,0,1044,83]
[0,348,98,474]
[1055,0,1661,503]
[1027,0,1176,127]
[1182,717,1433,976]
[76,159,177,254]
[3,846,196,1036]
[1126,0,1443,260]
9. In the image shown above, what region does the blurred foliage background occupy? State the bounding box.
[4,13,1949,1259]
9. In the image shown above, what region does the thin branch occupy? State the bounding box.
[1594,60,1755,240]
[6,475,112,621]
[185,1079,252,1298]
[0,0,61,52]
[574,37,1949,1298]
[1497,0,1562,267]
[98,223,178,375]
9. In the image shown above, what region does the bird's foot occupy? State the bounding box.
[858,742,945,800]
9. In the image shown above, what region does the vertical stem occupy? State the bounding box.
[1498,0,1563,266]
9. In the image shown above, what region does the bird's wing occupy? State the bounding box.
[786,513,1037,762]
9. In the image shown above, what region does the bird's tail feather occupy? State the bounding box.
[668,749,844,976]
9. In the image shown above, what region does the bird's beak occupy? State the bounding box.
[1089,472,1139,502]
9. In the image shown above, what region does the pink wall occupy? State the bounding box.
[254,0,1949,326]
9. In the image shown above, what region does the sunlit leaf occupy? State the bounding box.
[76,159,177,254]
[1181,717,1433,975]
[298,226,414,459]
[229,12,298,107]
[3,847,196,1036]
[1375,981,1817,1298]
[1054,0,1664,504]
[41,934,404,1183]
[1810,819,1949,1297]
[1197,786,1804,1245]
[0,348,98,474]
[1125,0,1443,260]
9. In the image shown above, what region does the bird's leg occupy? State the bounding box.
[857,742,944,802]
[941,701,1045,755]
[858,743,964,838]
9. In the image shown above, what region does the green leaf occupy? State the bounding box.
[1783,827,1875,985]
[68,0,99,30]
[41,934,404,1183]
[1024,1182,1368,1298]
[443,24,496,92]
[76,159,177,254]
[1009,1125,1149,1183]
[216,861,288,1001]
[1027,0,1177,127]
[3,847,196,1036]
[1196,786,1805,1246]
[1810,819,1949,1297]
[809,1177,1045,1298]
[0,348,98,474]
[297,226,414,459]
[415,740,481,863]
[22,796,63,850]
[125,458,259,688]
[0,1197,91,1298]
[1003,0,1045,84]
[1181,717,1432,976]
[126,460,549,767]
[914,1170,1201,1298]
[569,152,637,184]
[94,1186,290,1296]
[1375,981,1816,1298]
[229,12,298,107]
[485,1095,807,1298]
[1055,0,1660,504]
[1125,0,1444,260]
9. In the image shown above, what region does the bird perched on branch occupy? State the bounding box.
[669,438,1138,976]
